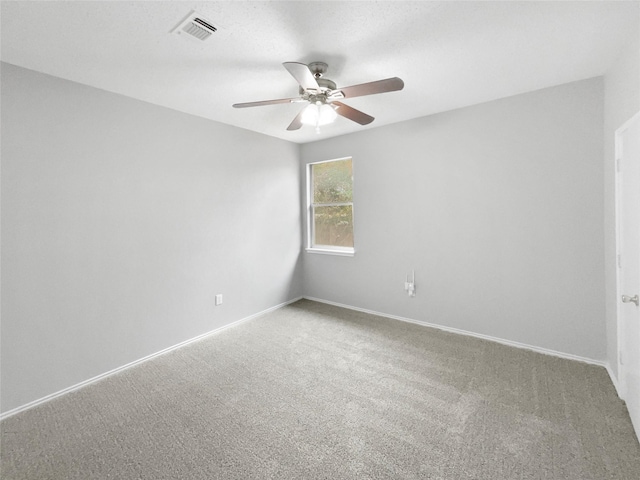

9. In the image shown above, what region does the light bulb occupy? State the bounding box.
[317,104,337,125]
[301,104,319,125]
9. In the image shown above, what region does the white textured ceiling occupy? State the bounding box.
[1,1,638,144]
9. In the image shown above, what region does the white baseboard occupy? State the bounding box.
[303,296,612,370]
[0,297,303,421]
[606,365,622,398]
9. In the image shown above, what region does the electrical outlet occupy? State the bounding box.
[215,294,223,306]
[408,284,416,297]
[405,282,416,297]
[405,270,416,297]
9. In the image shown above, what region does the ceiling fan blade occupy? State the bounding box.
[286,108,306,131]
[332,101,374,125]
[233,97,299,108]
[338,77,404,99]
[283,62,320,91]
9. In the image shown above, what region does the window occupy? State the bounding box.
[307,157,354,255]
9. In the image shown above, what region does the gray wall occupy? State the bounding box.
[1,63,303,413]
[603,31,640,380]
[301,78,605,361]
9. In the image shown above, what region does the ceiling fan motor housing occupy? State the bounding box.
[300,62,337,104]
[299,77,337,97]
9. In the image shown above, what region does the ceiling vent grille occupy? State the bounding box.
[171,11,217,41]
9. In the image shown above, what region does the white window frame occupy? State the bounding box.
[306,157,355,256]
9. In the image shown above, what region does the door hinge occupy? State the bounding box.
[616,157,621,172]
[617,254,622,268]
[620,350,624,365]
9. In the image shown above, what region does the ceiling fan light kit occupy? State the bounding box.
[301,103,338,133]
[232,62,404,133]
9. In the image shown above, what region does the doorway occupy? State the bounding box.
[615,110,640,437]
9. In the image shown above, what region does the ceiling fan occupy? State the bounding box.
[232,62,404,132]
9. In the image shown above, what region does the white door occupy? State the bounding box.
[616,111,640,437]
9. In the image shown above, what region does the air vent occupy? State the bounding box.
[171,10,217,41]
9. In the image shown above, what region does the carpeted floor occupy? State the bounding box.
[1,299,639,479]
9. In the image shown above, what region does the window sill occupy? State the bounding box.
[305,247,355,257]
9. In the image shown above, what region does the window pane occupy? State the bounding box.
[313,159,353,204]
[313,205,354,247]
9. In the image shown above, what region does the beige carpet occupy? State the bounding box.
[1,299,639,479]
